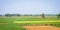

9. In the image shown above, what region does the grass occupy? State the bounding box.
[0,16,60,30]
[0,23,26,30]
[0,16,60,21]
[0,17,26,30]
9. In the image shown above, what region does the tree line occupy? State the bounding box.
[5,14,21,17]
[0,13,60,18]
[4,14,41,17]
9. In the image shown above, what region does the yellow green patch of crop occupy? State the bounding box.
[14,21,60,23]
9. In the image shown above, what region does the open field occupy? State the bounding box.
[0,16,60,30]
[0,24,26,30]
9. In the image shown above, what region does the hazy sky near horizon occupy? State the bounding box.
[0,0,60,15]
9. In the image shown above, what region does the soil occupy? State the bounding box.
[22,26,60,30]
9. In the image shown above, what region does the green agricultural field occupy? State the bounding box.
[0,24,26,30]
[0,16,60,30]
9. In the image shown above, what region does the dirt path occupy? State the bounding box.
[22,26,60,30]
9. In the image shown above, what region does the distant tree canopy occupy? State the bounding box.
[0,15,2,16]
[23,14,40,16]
[16,14,21,16]
[23,14,33,16]
[57,13,60,18]
[41,13,45,18]
[5,14,21,17]
[5,14,12,17]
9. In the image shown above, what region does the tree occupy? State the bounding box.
[5,14,12,17]
[16,14,21,16]
[0,15,2,16]
[41,13,45,18]
[57,13,60,18]
[11,14,17,16]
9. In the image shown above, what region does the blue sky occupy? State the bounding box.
[0,0,60,15]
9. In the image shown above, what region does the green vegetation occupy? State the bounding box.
[5,14,21,17]
[41,13,45,18]
[0,23,26,30]
[57,13,60,18]
[0,17,26,30]
[0,16,60,30]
